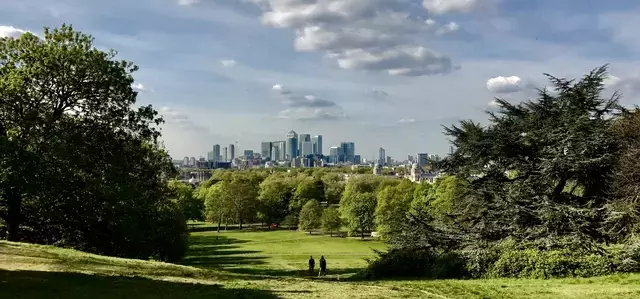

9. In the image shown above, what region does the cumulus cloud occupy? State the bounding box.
[220,59,237,67]
[271,84,345,120]
[160,107,211,133]
[0,25,29,38]
[249,0,461,76]
[486,76,523,93]
[132,83,146,91]
[272,84,291,95]
[422,0,483,14]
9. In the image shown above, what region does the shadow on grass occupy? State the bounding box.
[184,235,266,269]
[226,267,365,278]
[0,269,280,299]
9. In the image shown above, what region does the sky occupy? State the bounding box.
[3,0,640,161]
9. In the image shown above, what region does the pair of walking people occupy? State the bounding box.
[308,256,327,277]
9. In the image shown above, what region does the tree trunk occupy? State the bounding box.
[361,229,364,239]
[7,188,21,242]
[239,218,243,230]
[309,230,312,235]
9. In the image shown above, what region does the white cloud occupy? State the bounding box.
[272,84,291,95]
[397,118,417,124]
[178,0,200,6]
[220,59,237,67]
[277,108,346,121]
[603,75,621,88]
[422,0,482,14]
[132,83,146,91]
[250,0,461,76]
[0,25,29,38]
[486,75,523,93]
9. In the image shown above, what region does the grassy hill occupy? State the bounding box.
[3,229,640,298]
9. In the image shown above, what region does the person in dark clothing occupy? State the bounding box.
[318,256,327,277]
[308,256,315,276]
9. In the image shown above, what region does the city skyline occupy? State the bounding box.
[8,1,640,161]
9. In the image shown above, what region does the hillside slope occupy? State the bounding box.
[3,240,640,299]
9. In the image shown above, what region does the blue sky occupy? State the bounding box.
[2,0,640,161]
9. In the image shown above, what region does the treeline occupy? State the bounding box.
[0,26,189,262]
[364,66,640,279]
[187,168,461,242]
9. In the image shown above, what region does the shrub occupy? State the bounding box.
[619,237,640,273]
[361,247,468,279]
[486,248,616,278]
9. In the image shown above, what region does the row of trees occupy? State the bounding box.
[194,166,462,242]
[0,26,189,261]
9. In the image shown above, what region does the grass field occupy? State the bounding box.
[3,226,640,298]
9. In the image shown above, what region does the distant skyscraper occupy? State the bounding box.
[417,153,429,167]
[339,142,355,163]
[183,157,189,166]
[244,150,254,158]
[286,130,298,160]
[189,157,196,166]
[271,143,281,161]
[386,156,392,166]
[298,134,311,156]
[302,141,313,156]
[354,155,361,165]
[223,147,228,162]
[330,146,339,163]
[229,144,235,161]
[213,144,221,162]
[261,142,272,159]
[312,135,323,155]
[379,148,386,166]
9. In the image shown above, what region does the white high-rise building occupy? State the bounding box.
[213,144,221,162]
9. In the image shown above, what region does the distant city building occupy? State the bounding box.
[223,147,228,162]
[271,140,286,161]
[408,155,414,163]
[213,144,221,162]
[354,155,361,165]
[302,140,313,156]
[286,130,298,160]
[329,146,339,163]
[312,135,323,155]
[417,153,429,168]
[229,144,236,161]
[340,142,355,163]
[379,147,386,166]
[244,150,254,159]
[189,157,196,166]
[386,156,392,166]
[206,151,214,162]
[261,142,272,159]
[298,134,311,157]
[183,157,189,166]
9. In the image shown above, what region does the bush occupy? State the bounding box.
[361,247,468,279]
[619,237,640,273]
[487,248,616,278]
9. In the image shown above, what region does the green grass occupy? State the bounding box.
[2,227,640,298]
[184,229,386,277]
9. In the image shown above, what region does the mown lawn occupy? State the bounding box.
[2,228,640,299]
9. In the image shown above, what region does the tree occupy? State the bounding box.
[168,180,204,221]
[227,173,260,229]
[205,181,232,232]
[441,65,621,249]
[291,177,325,214]
[321,173,345,204]
[0,25,186,261]
[257,174,295,226]
[375,180,415,240]
[299,199,322,234]
[321,207,342,237]
[341,192,377,239]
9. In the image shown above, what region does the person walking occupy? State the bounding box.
[318,256,327,277]
[308,256,315,276]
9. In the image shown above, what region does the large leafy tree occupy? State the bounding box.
[299,199,322,234]
[375,180,415,240]
[442,65,621,249]
[257,174,296,226]
[0,25,184,261]
[321,207,342,237]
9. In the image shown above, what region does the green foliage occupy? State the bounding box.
[320,207,342,236]
[298,200,322,233]
[362,247,467,279]
[0,25,186,261]
[619,237,640,273]
[204,181,232,231]
[375,180,414,240]
[341,192,377,238]
[257,174,295,225]
[168,180,204,221]
[292,177,325,213]
[321,173,345,204]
